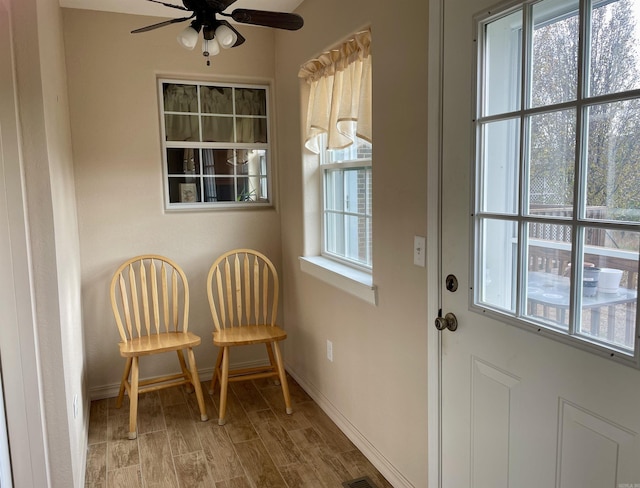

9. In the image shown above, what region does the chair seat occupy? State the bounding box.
[119,331,201,357]
[213,324,287,347]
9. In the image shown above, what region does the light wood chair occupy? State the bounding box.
[110,255,208,439]
[206,249,292,425]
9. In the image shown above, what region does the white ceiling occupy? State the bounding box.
[59,0,303,19]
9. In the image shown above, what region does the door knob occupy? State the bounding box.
[435,312,458,331]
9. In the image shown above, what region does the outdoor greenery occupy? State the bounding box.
[529,0,640,223]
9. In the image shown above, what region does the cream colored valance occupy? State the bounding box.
[298,29,372,154]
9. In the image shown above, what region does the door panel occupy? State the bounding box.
[439,0,640,486]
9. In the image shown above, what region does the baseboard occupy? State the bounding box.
[88,361,414,487]
[286,366,415,488]
[88,359,268,400]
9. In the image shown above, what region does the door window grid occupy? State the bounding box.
[159,79,270,208]
[473,0,640,364]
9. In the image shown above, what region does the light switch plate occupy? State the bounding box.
[414,235,426,267]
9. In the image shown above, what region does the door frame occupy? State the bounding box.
[427,0,445,486]
[0,0,50,485]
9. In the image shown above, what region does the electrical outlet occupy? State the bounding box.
[327,340,333,362]
[73,394,78,419]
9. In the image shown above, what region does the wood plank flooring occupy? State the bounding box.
[85,375,392,488]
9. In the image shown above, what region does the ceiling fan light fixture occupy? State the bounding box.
[177,25,200,50]
[214,24,237,49]
[202,37,220,57]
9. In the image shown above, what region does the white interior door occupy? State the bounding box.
[438,0,640,486]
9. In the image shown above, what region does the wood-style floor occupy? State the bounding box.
[85,375,392,488]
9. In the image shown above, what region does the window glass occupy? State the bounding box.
[322,136,372,269]
[524,222,573,330]
[577,227,639,350]
[159,80,270,208]
[527,108,576,210]
[478,218,517,312]
[531,0,579,107]
[475,0,640,362]
[589,0,640,97]
[586,99,640,222]
[479,118,520,214]
[482,9,522,117]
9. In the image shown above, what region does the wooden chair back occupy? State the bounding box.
[206,249,279,331]
[110,255,190,343]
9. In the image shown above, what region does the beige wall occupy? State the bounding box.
[274,0,430,486]
[63,9,283,393]
[65,2,430,485]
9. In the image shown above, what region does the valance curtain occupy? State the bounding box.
[298,29,372,154]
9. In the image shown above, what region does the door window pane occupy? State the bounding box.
[479,118,520,214]
[525,223,572,329]
[589,0,640,97]
[475,0,640,362]
[585,99,640,222]
[478,218,517,312]
[576,227,639,350]
[531,0,579,107]
[482,10,522,117]
[527,109,576,209]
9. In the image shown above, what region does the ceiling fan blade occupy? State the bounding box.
[230,9,304,31]
[218,19,245,47]
[131,15,193,34]
[145,0,189,11]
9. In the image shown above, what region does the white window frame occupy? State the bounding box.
[472,0,640,367]
[319,136,373,272]
[158,78,272,210]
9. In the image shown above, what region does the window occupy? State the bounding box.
[321,132,372,269]
[159,79,271,209]
[474,0,640,364]
[299,29,372,271]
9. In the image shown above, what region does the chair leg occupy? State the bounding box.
[116,357,133,409]
[218,347,230,426]
[209,348,223,395]
[128,357,139,439]
[272,341,292,415]
[186,347,208,422]
[265,343,280,386]
[177,350,194,393]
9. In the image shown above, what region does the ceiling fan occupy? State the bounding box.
[132,0,304,64]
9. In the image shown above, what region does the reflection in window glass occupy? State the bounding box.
[202,116,234,142]
[165,115,199,142]
[163,84,198,113]
[235,88,267,115]
[200,86,233,114]
[160,80,271,208]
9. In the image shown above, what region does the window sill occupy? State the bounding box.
[299,256,377,305]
